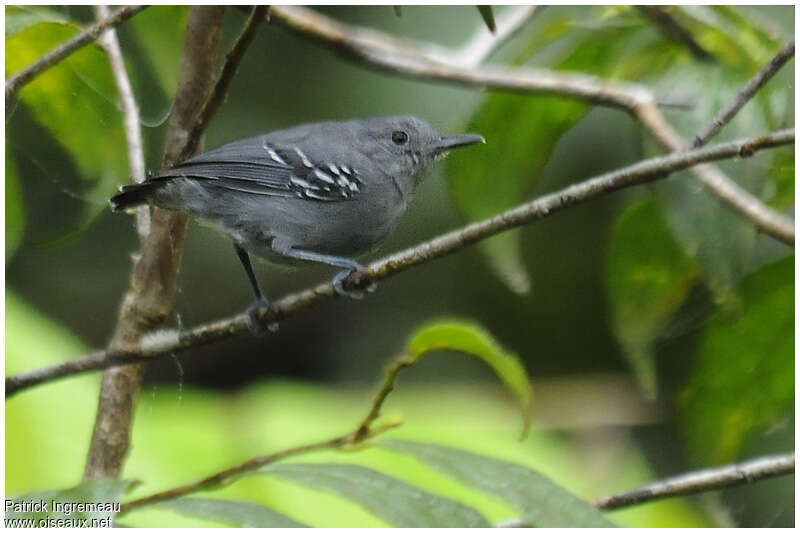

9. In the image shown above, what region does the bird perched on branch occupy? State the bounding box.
[110,115,484,333]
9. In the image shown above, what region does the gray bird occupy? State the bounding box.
[110,115,484,331]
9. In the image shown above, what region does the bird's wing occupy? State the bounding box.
[154,135,364,202]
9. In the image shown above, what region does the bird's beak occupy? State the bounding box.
[429,133,485,154]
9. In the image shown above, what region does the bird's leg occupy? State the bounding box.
[234,243,273,335]
[270,239,377,299]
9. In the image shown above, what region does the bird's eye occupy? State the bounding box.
[391,130,409,145]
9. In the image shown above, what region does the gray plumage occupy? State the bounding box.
[110,115,483,332]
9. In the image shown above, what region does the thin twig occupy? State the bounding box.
[178,6,268,163]
[93,5,150,239]
[266,6,793,245]
[5,5,147,113]
[495,452,794,526]
[692,39,795,147]
[117,357,413,514]
[637,6,715,62]
[6,130,793,397]
[593,452,795,511]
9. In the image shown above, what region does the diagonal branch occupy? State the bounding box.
[6,5,147,113]
[692,39,795,148]
[6,130,793,397]
[592,452,795,511]
[178,6,268,163]
[267,6,793,245]
[497,451,795,527]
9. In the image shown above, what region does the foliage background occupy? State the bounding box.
[6,5,795,527]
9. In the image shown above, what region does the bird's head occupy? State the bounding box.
[352,115,484,190]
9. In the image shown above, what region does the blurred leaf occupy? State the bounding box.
[477,6,496,33]
[670,5,777,69]
[406,319,533,436]
[651,61,784,296]
[382,440,614,527]
[265,463,490,527]
[606,200,699,395]
[6,19,127,226]
[5,5,67,37]
[6,150,25,260]
[8,479,133,522]
[127,5,187,97]
[679,256,794,464]
[446,10,656,293]
[160,498,307,527]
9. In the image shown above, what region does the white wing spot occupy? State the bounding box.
[294,147,313,168]
[313,168,335,184]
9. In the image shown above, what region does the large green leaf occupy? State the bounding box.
[264,463,490,527]
[444,7,662,293]
[160,498,307,527]
[6,17,128,225]
[382,440,614,527]
[679,256,794,465]
[406,319,533,436]
[7,480,132,524]
[606,200,699,395]
[642,13,792,295]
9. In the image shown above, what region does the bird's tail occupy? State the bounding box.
[109,181,163,212]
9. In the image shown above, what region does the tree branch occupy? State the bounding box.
[116,351,413,514]
[593,452,795,511]
[94,5,150,240]
[6,130,793,397]
[266,6,793,245]
[83,6,227,481]
[496,452,794,527]
[692,39,795,148]
[267,5,653,110]
[5,5,147,113]
[178,6,268,163]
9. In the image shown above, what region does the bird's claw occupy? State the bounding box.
[245,296,277,336]
[333,268,377,299]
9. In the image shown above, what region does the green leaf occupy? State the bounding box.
[445,8,655,293]
[679,256,794,465]
[651,61,786,296]
[382,440,614,527]
[606,200,699,395]
[6,150,25,260]
[8,479,133,523]
[477,6,496,33]
[6,6,67,37]
[265,463,490,527]
[6,18,128,226]
[406,319,533,436]
[160,498,307,528]
[127,6,187,97]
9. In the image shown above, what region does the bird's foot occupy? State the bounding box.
[245,296,278,337]
[332,267,377,299]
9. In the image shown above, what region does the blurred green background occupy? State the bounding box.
[6,5,795,527]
